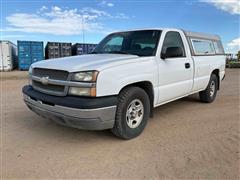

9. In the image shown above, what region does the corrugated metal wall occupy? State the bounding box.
[18,41,44,70]
[45,42,72,59]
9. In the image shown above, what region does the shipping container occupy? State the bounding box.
[60,43,72,57]
[45,42,60,59]
[45,42,72,59]
[18,41,44,70]
[31,41,44,64]
[0,41,17,71]
[72,43,97,55]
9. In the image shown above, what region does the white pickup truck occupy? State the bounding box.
[23,28,225,139]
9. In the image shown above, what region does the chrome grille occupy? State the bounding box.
[32,68,69,96]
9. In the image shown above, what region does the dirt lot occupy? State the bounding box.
[1,69,239,179]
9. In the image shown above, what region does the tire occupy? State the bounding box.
[111,87,150,139]
[199,74,218,103]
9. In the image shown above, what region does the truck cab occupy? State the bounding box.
[22,28,225,139]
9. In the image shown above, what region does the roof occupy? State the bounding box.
[184,30,221,41]
[110,28,221,41]
[0,40,17,46]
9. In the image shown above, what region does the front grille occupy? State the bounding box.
[32,81,65,93]
[33,68,69,80]
[32,68,69,96]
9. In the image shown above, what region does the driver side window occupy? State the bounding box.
[161,31,186,57]
[103,36,123,52]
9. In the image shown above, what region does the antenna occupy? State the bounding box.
[82,16,85,44]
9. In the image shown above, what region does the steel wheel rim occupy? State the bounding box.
[210,81,215,97]
[126,99,144,129]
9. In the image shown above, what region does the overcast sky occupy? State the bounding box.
[1,0,239,53]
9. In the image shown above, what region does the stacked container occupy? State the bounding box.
[72,43,97,55]
[0,41,18,71]
[45,42,72,59]
[18,41,44,70]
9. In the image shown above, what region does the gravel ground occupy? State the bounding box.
[1,69,239,179]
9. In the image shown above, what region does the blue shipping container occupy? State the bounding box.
[18,41,44,70]
[31,42,44,63]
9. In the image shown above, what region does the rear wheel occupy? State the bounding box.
[199,74,218,103]
[111,87,150,139]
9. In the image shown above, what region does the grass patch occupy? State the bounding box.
[226,61,240,68]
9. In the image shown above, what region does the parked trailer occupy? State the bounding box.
[18,41,44,70]
[0,41,17,71]
[45,42,72,59]
[72,43,97,55]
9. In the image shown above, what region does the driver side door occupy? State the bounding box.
[157,31,193,104]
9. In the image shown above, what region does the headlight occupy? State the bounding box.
[69,87,96,97]
[70,71,98,96]
[72,71,98,82]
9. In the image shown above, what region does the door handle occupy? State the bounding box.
[185,63,190,69]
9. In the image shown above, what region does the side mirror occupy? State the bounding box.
[161,47,183,59]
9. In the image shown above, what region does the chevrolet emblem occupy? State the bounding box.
[40,76,49,85]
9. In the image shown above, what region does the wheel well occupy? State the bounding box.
[212,69,220,90]
[120,81,154,117]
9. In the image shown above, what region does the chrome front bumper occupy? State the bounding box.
[23,94,116,130]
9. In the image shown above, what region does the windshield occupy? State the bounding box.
[92,30,161,56]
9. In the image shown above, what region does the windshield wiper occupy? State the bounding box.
[107,51,139,56]
[90,50,139,56]
[89,51,102,54]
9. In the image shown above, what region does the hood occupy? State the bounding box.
[32,54,142,72]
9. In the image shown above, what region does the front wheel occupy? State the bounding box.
[111,87,150,139]
[199,74,218,103]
